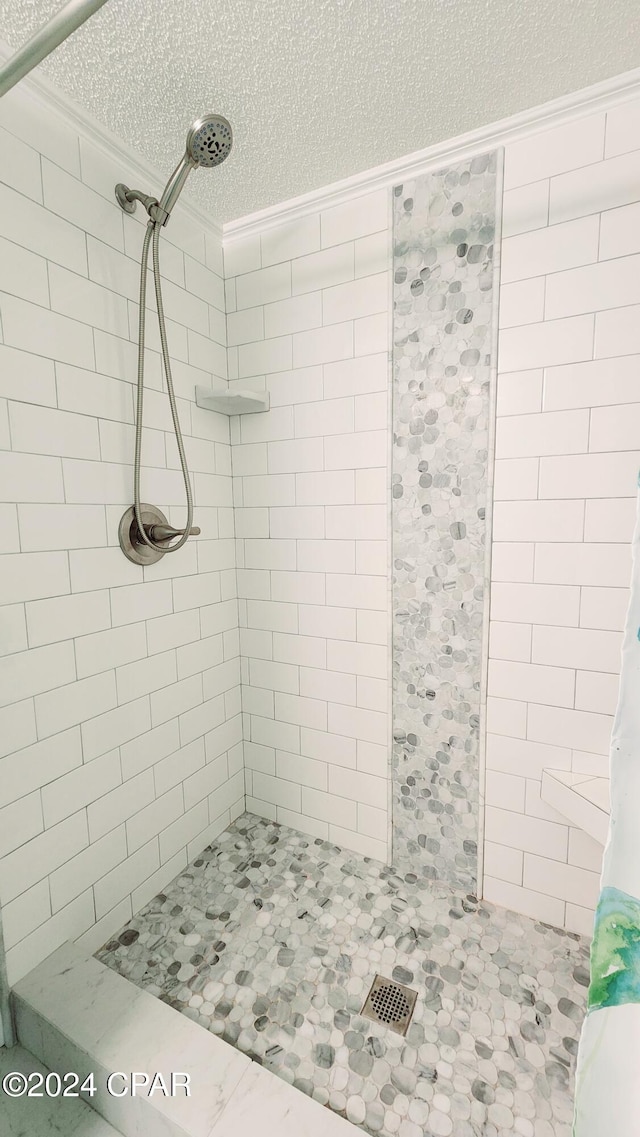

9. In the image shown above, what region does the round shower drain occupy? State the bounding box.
[370,982,410,1024]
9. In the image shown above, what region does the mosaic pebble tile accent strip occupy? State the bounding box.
[97,813,588,1137]
[392,152,501,889]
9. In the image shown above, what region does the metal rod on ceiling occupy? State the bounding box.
[0,0,110,98]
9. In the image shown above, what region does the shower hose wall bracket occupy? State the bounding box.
[115,184,169,225]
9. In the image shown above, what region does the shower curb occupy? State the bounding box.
[11,941,359,1137]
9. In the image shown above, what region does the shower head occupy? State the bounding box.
[186,114,233,168]
[156,113,233,222]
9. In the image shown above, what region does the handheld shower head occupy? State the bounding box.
[115,114,233,565]
[186,115,233,168]
[156,113,233,222]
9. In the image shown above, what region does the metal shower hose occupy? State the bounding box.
[133,219,193,553]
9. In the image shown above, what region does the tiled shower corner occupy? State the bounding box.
[97,813,588,1137]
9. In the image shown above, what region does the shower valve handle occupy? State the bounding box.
[119,506,199,565]
[146,523,201,542]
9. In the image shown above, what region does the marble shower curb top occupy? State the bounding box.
[11,941,360,1137]
[541,769,609,846]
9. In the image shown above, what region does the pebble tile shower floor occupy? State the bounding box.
[96,815,589,1137]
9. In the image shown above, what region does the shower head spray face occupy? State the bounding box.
[152,113,233,222]
[186,115,233,168]
[115,113,232,226]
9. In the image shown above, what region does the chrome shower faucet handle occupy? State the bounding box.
[147,522,202,542]
[118,505,200,566]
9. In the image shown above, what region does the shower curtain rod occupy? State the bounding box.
[0,0,110,98]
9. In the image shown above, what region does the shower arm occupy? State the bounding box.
[115,155,197,227]
[115,185,168,226]
[0,0,110,98]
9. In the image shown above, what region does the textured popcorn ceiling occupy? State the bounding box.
[1,0,639,224]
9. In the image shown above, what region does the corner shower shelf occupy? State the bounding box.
[541,768,609,845]
[195,382,269,415]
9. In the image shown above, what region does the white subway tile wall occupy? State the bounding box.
[2,79,638,966]
[0,88,243,983]
[485,101,640,933]
[224,100,640,931]
[225,190,391,862]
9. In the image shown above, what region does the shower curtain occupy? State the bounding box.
[572,475,640,1135]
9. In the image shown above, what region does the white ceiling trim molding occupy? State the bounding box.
[0,39,223,240]
[3,35,639,251]
[224,65,640,244]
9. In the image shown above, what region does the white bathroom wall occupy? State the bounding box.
[483,98,640,935]
[223,91,640,933]
[0,79,243,985]
[2,57,639,974]
[225,195,392,860]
